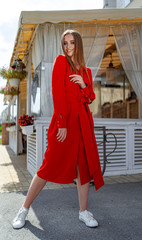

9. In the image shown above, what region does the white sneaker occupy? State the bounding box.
[79,210,98,228]
[12,206,29,229]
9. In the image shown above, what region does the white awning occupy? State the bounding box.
[10,8,142,66]
[19,8,142,25]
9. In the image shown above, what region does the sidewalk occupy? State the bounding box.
[0,145,142,193]
[0,145,142,240]
[0,145,76,193]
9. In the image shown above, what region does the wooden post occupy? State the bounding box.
[2,123,9,145]
[127,101,130,118]
[139,100,142,119]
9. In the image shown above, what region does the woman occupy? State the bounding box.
[12,29,104,229]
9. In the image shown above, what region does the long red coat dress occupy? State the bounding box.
[37,55,104,191]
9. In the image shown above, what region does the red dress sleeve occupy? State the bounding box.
[80,68,95,104]
[52,55,68,128]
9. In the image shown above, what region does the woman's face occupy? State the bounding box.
[63,34,75,60]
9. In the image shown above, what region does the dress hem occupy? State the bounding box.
[37,172,92,186]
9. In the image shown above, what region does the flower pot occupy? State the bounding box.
[9,78,20,87]
[5,94,12,101]
[21,125,33,135]
[6,125,16,132]
[6,127,10,131]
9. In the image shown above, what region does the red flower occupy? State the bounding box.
[18,114,34,126]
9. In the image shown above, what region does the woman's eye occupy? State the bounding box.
[64,41,75,45]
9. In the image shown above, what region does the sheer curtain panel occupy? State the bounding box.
[112,24,142,103]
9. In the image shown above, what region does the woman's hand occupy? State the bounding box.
[56,128,67,142]
[69,74,86,89]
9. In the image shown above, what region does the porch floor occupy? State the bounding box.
[0,145,142,193]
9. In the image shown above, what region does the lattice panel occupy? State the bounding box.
[27,133,36,176]
[134,128,142,166]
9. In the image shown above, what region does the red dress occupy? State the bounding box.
[37,55,104,191]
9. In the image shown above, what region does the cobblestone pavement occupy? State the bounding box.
[0,145,142,193]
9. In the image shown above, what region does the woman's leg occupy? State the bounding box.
[23,174,47,209]
[12,174,47,229]
[76,164,90,211]
[76,165,98,227]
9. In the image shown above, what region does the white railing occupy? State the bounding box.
[27,118,142,177]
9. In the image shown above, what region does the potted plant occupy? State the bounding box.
[0,86,20,95]
[0,85,19,101]
[0,59,27,87]
[18,114,34,135]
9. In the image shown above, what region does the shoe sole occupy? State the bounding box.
[12,221,26,229]
[79,217,98,228]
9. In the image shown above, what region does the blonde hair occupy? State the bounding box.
[61,29,86,74]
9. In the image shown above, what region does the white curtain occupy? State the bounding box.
[72,23,98,63]
[32,23,109,73]
[112,24,142,103]
[40,24,65,116]
[67,23,109,79]
[85,24,109,79]
[32,26,44,70]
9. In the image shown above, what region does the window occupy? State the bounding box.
[90,68,139,119]
[31,64,41,117]
[31,61,54,117]
[10,98,17,122]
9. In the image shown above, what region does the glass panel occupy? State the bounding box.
[13,99,17,121]
[31,64,41,117]
[9,98,17,122]
[90,67,139,119]
[40,62,53,117]
[31,61,54,117]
